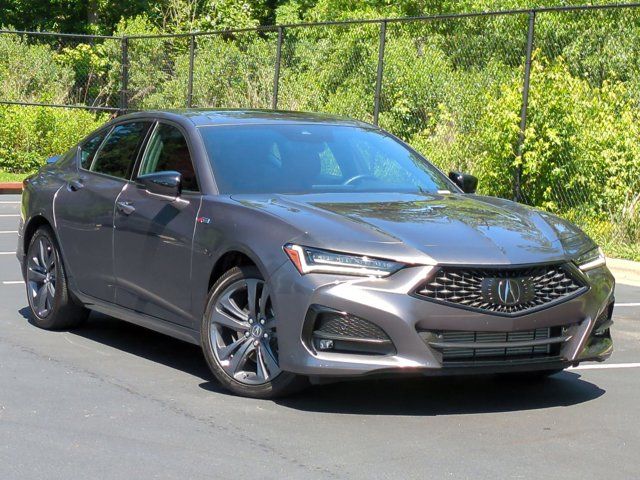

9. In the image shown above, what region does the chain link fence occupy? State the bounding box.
[1,4,639,258]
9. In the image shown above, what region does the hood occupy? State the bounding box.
[230,192,594,266]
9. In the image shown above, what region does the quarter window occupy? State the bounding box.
[80,130,107,169]
[91,122,151,179]
[139,123,199,192]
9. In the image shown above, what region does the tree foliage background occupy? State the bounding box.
[0,0,639,259]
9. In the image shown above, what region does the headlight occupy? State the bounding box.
[575,247,606,271]
[283,244,404,277]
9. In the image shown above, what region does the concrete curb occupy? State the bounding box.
[608,257,640,287]
[0,182,22,194]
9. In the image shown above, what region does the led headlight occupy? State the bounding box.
[283,244,404,277]
[575,247,606,271]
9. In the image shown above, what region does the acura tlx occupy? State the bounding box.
[18,110,614,398]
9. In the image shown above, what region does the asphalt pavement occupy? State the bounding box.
[1,193,639,479]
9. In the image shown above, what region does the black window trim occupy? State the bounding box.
[134,119,201,194]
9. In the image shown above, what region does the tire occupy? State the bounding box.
[24,226,89,330]
[201,266,307,398]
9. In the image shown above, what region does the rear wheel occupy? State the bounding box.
[25,226,89,330]
[201,266,306,398]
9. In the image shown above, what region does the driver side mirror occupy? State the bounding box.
[448,171,478,194]
[137,171,182,198]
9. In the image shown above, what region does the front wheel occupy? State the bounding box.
[201,266,307,398]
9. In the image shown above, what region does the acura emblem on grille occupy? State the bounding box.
[497,278,521,305]
[481,276,535,307]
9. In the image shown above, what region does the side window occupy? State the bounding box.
[139,123,199,192]
[80,130,108,169]
[91,122,151,179]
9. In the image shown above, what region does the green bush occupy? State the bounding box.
[0,105,107,174]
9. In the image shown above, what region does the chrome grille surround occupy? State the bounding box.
[415,264,587,316]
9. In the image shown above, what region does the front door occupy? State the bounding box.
[113,122,201,327]
[55,121,151,302]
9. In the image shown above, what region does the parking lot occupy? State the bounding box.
[1,193,639,479]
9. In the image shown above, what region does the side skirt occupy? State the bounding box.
[74,291,201,346]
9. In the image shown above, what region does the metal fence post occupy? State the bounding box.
[120,36,129,114]
[187,34,195,108]
[272,26,283,110]
[373,20,387,126]
[515,10,536,202]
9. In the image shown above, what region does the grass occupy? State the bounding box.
[602,241,640,262]
[0,171,29,182]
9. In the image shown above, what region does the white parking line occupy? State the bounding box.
[0,252,15,255]
[0,231,18,234]
[0,201,20,204]
[2,281,23,285]
[0,214,19,217]
[570,363,640,370]
[616,303,640,307]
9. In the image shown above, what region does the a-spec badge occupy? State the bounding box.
[196,216,211,224]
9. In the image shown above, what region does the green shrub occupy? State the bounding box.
[0,105,108,174]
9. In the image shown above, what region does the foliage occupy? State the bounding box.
[0,105,107,174]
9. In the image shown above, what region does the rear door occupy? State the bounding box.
[113,121,201,327]
[55,121,152,302]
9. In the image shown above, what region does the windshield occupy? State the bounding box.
[200,124,454,194]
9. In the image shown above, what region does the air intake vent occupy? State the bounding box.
[422,327,567,364]
[415,264,586,315]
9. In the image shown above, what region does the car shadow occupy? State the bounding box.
[20,307,606,415]
[271,371,605,416]
[19,307,217,386]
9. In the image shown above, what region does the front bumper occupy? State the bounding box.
[269,261,615,377]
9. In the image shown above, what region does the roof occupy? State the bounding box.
[135,109,375,128]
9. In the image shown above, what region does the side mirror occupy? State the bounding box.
[448,171,478,194]
[137,171,182,198]
[46,155,61,164]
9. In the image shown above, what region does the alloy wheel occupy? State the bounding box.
[209,278,281,385]
[27,236,57,318]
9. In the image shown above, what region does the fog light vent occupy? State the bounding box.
[307,308,395,356]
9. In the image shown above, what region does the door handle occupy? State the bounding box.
[116,201,135,215]
[68,179,84,191]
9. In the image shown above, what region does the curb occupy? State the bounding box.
[607,257,640,287]
[0,182,22,194]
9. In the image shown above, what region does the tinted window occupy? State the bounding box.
[139,124,199,191]
[200,124,453,194]
[91,122,151,179]
[80,130,108,169]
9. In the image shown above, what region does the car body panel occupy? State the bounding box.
[113,184,202,327]
[54,170,126,302]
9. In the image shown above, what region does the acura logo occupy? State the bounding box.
[497,278,522,305]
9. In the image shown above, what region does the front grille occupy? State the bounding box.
[415,264,586,315]
[424,327,565,364]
